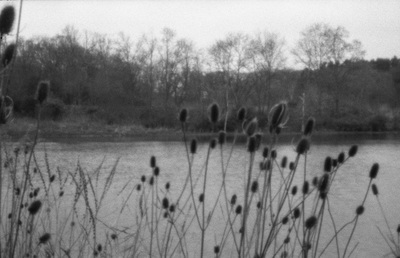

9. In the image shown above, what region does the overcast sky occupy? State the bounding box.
[6,0,400,67]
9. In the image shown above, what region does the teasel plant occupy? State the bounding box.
[173,100,383,258]
[370,183,400,257]
[0,2,24,257]
[8,80,49,257]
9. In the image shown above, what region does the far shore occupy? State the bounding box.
[2,117,399,144]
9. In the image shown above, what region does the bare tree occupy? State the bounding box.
[209,32,253,118]
[292,23,365,116]
[173,38,198,106]
[159,27,177,105]
[249,31,286,114]
[136,34,159,109]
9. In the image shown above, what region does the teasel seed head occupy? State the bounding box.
[356,205,364,215]
[332,159,338,168]
[97,244,102,252]
[149,176,154,186]
[49,174,55,183]
[302,181,309,195]
[111,233,117,240]
[371,183,378,195]
[235,205,242,215]
[165,182,170,191]
[214,245,220,254]
[338,152,345,163]
[291,185,298,196]
[296,138,310,155]
[163,212,168,218]
[162,197,169,209]
[35,81,50,105]
[38,233,51,244]
[179,108,188,123]
[251,180,258,193]
[305,216,318,229]
[318,174,330,193]
[190,139,197,154]
[237,107,246,121]
[141,175,146,183]
[169,204,175,213]
[289,162,295,171]
[257,201,261,209]
[2,43,15,67]
[210,138,217,149]
[271,149,277,159]
[245,118,258,137]
[282,216,289,225]
[218,131,226,145]
[312,176,318,187]
[199,193,204,202]
[28,200,42,215]
[33,187,40,197]
[270,102,288,129]
[281,156,287,168]
[284,237,290,244]
[59,191,64,197]
[230,194,237,206]
[208,102,219,124]
[136,184,141,191]
[262,147,269,158]
[396,224,400,233]
[247,136,257,153]
[348,145,358,157]
[153,166,160,177]
[293,208,300,219]
[303,117,315,136]
[0,5,15,36]
[150,156,156,168]
[369,163,379,179]
[319,192,327,199]
[324,156,332,172]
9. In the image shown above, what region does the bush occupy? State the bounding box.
[41,98,66,121]
[369,114,388,131]
[140,105,179,128]
[321,114,369,132]
[17,97,36,117]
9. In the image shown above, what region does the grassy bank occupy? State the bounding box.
[3,116,400,143]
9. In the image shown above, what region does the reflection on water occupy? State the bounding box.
[4,134,400,257]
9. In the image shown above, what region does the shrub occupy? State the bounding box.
[41,98,66,121]
[369,114,388,131]
[18,97,36,117]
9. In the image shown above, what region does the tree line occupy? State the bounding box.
[7,23,400,131]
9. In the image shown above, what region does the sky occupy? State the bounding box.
[4,0,400,68]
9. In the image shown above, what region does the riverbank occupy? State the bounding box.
[2,117,400,143]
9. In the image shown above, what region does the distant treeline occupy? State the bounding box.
[8,24,400,132]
